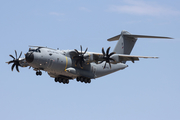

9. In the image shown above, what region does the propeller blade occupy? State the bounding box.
[80,45,82,53]
[106,47,110,56]
[7,50,23,72]
[102,48,105,56]
[109,58,115,61]
[16,65,19,72]
[6,60,14,64]
[18,51,22,59]
[74,45,88,68]
[101,47,115,69]
[109,52,115,57]
[15,50,17,59]
[11,63,15,71]
[99,61,104,64]
[9,55,15,59]
[109,62,111,68]
[83,48,88,55]
[74,49,79,54]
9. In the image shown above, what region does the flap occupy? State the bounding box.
[118,54,158,59]
[117,54,158,63]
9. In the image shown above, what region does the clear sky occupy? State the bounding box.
[1,0,180,120]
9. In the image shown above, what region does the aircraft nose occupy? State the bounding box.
[25,52,34,63]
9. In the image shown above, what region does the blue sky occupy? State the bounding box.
[1,0,180,120]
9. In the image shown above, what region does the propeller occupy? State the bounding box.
[100,47,116,69]
[73,45,88,68]
[6,50,22,72]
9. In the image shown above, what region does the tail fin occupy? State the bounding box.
[108,30,172,55]
[110,30,137,55]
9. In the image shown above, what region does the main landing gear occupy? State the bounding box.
[36,71,42,76]
[54,77,91,84]
[76,77,91,84]
[54,78,69,84]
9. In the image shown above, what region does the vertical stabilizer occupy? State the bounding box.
[108,30,172,55]
[113,30,137,55]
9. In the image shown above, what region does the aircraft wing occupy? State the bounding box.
[68,50,158,64]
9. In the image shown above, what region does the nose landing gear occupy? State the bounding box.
[36,71,42,76]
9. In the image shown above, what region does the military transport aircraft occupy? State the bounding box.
[6,30,172,84]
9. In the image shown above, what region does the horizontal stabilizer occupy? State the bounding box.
[107,34,121,41]
[125,34,173,39]
[108,34,173,41]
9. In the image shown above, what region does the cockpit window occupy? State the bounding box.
[29,48,41,53]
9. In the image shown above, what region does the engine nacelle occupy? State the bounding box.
[110,54,122,64]
[84,54,97,64]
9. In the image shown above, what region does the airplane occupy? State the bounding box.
[6,30,172,84]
